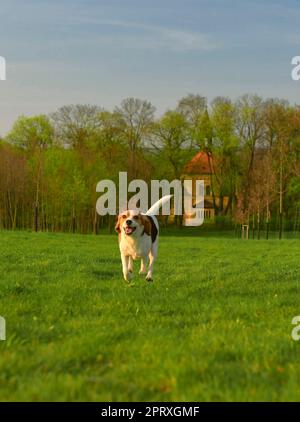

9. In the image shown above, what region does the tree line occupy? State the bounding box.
[0,94,299,236]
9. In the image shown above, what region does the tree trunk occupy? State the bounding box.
[93,209,98,235]
[279,137,283,240]
[34,204,38,232]
[257,208,260,240]
[279,211,283,240]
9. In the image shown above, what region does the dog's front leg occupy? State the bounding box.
[139,257,147,275]
[128,256,134,273]
[121,253,132,283]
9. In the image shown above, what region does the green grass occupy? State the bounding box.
[0,230,300,401]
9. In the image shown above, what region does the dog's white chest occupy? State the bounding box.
[120,235,151,259]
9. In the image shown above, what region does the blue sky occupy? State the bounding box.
[0,0,300,134]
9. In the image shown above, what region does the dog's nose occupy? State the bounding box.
[126,219,132,226]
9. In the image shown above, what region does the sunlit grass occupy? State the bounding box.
[0,230,300,401]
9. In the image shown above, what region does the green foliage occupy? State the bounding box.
[154,111,193,179]
[1,95,300,231]
[6,115,53,150]
[50,104,101,149]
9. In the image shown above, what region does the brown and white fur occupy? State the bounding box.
[115,195,171,283]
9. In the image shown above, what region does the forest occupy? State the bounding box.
[0,94,300,236]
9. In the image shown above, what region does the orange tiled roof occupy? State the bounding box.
[184,151,213,175]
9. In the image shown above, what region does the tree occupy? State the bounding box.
[210,97,239,216]
[6,115,53,150]
[114,98,155,178]
[248,152,276,239]
[6,115,54,231]
[1,94,300,234]
[0,143,27,229]
[177,94,207,125]
[235,95,265,220]
[51,104,102,149]
[153,111,191,179]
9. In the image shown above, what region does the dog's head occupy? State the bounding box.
[115,210,151,238]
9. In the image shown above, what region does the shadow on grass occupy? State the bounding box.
[90,270,116,280]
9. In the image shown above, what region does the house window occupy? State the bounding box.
[205,185,211,196]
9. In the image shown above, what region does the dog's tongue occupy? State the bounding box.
[125,226,133,234]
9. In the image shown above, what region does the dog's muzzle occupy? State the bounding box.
[124,220,136,235]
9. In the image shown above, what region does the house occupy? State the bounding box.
[182,151,228,220]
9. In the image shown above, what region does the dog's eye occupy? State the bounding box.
[133,216,139,220]
[122,215,127,219]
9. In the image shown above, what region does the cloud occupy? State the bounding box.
[150,26,221,51]
[68,17,221,51]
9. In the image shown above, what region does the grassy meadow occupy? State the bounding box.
[0,229,300,401]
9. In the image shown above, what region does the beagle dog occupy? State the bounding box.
[115,195,171,283]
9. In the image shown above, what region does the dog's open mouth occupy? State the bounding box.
[124,226,136,235]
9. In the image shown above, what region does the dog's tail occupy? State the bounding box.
[145,195,173,216]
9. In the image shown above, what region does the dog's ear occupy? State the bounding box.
[115,215,121,233]
[140,214,151,236]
